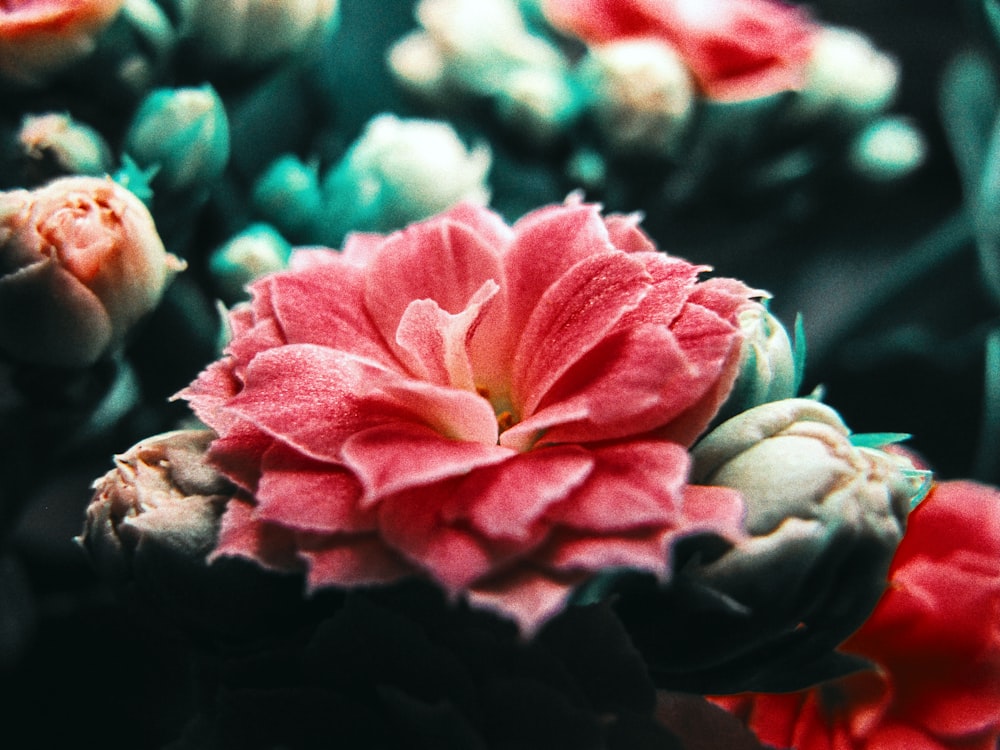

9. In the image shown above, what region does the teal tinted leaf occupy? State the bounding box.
[849,433,912,449]
[792,313,807,395]
[974,328,1000,482]
[939,51,998,196]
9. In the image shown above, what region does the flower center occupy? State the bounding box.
[477,386,517,437]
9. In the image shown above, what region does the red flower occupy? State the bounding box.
[542,0,818,102]
[180,199,753,634]
[712,480,1000,749]
[0,0,124,85]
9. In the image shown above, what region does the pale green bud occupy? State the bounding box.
[718,302,797,419]
[320,115,491,243]
[209,223,292,301]
[123,85,230,191]
[849,117,927,181]
[251,155,323,242]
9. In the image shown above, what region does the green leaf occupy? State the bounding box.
[974,328,1000,482]
[792,313,807,395]
[939,51,998,197]
[849,433,912,449]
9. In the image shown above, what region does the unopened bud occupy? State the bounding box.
[320,114,491,243]
[579,38,695,154]
[209,223,292,301]
[123,85,230,192]
[0,176,184,367]
[18,113,113,176]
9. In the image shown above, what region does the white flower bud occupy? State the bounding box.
[580,38,695,154]
[320,115,491,242]
[849,117,927,181]
[797,26,899,119]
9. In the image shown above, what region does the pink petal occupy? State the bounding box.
[515,324,692,446]
[680,484,747,543]
[340,421,514,505]
[338,233,387,265]
[442,446,595,541]
[502,202,614,349]
[364,217,505,355]
[467,568,585,637]
[299,534,414,589]
[178,358,244,432]
[512,251,651,417]
[394,279,500,389]
[376,375,500,443]
[268,260,400,368]
[377,482,498,591]
[254,443,374,533]
[533,525,673,577]
[604,212,657,253]
[222,345,411,463]
[544,441,688,532]
[205,420,273,492]
[209,497,300,571]
[617,253,707,329]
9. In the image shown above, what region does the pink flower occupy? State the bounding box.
[543,0,818,102]
[180,199,754,634]
[0,0,125,85]
[712,480,1000,749]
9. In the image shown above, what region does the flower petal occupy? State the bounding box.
[255,443,374,533]
[299,534,414,589]
[209,497,301,571]
[512,251,651,417]
[443,446,595,541]
[341,422,514,505]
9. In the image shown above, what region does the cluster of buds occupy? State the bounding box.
[251,114,492,250]
[389,0,581,143]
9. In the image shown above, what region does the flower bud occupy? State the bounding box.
[387,31,450,103]
[177,0,339,69]
[716,302,797,420]
[579,38,695,154]
[0,176,184,368]
[251,154,324,242]
[848,116,926,182]
[493,65,581,144]
[79,429,305,640]
[17,113,114,177]
[209,223,292,301]
[613,399,927,693]
[123,85,230,192]
[692,399,918,539]
[0,0,124,86]
[319,114,491,243]
[796,26,899,119]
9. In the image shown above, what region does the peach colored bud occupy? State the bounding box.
[0,0,125,85]
[0,176,184,368]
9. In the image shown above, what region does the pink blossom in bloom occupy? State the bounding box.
[542,0,818,102]
[712,480,1000,749]
[0,0,125,85]
[180,199,754,634]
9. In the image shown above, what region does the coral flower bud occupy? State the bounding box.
[0,176,184,368]
[123,85,230,192]
[0,0,125,85]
